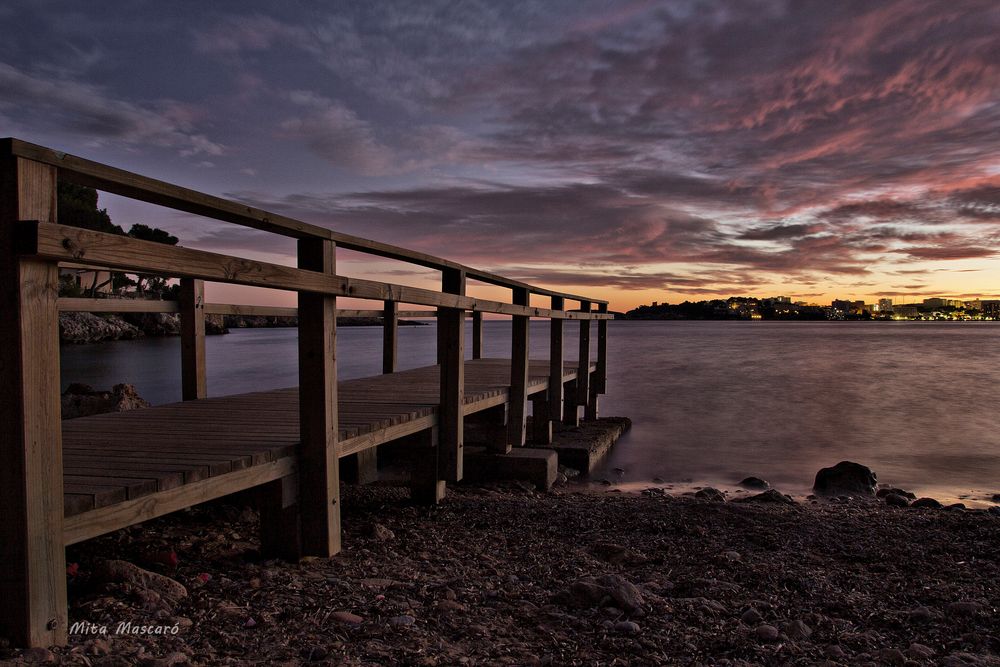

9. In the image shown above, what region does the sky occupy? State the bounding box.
[2,0,999,311]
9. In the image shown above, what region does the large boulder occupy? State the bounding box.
[61,383,151,419]
[813,461,877,496]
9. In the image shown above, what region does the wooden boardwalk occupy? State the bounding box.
[0,138,612,646]
[60,358,594,542]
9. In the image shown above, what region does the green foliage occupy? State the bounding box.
[56,182,125,235]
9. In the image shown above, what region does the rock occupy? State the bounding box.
[61,383,151,420]
[60,311,142,344]
[614,620,640,635]
[738,476,770,490]
[947,601,983,617]
[825,645,846,659]
[723,550,741,562]
[907,643,935,659]
[813,461,877,496]
[556,574,645,615]
[330,610,363,625]
[877,487,916,499]
[884,493,910,507]
[992,493,1000,502]
[389,614,416,627]
[695,487,726,502]
[740,608,763,625]
[947,503,967,511]
[123,312,182,337]
[371,523,395,541]
[735,489,796,505]
[989,506,1000,516]
[141,652,189,667]
[911,497,942,509]
[435,599,467,613]
[21,647,56,664]
[300,645,329,661]
[94,559,187,604]
[755,624,779,642]
[879,648,907,665]
[782,619,812,639]
[590,541,635,564]
[907,606,935,623]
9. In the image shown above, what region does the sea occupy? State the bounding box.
[60,320,1000,505]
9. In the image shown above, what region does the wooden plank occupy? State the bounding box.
[531,392,552,445]
[438,268,465,481]
[508,287,530,448]
[472,311,483,359]
[0,153,67,647]
[179,278,207,400]
[64,458,296,545]
[58,298,179,313]
[563,379,580,427]
[383,300,398,374]
[296,238,340,557]
[21,222,613,319]
[548,296,565,430]
[577,300,592,412]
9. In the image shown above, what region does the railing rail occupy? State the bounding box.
[0,138,611,647]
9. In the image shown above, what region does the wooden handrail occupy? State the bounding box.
[27,223,611,320]
[4,138,606,305]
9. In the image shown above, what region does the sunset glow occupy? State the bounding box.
[3,1,999,310]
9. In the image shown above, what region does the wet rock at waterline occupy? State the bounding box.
[813,461,878,496]
[61,383,151,420]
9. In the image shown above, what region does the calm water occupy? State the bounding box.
[60,321,1000,502]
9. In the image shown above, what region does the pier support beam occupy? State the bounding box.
[438,268,466,481]
[295,238,340,557]
[472,311,484,359]
[548,296,565,432]
[179,278,206,400]
[576,300,592,417]
[409,427,446,505]
[382,300,398,374]
[508,287,530,448]
[531,391,553,445]
[0,152,67,647]
[258,474,300,561]
[562,379,580,427]
[586,302,608,421]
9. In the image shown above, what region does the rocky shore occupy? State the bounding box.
[6,476,998,666]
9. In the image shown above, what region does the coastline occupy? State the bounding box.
[14,482,998,665]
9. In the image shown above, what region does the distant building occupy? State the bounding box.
[771,296,791,303]
[981,300,1000,319]
[894,304,920,318]
[877,298,893,313]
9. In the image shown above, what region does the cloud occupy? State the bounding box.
[0,62,224,157]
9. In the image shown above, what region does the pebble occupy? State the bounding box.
[723,550,742,562]
[614,620,641,635]
[755,624,779,642]
[695,487,726,502]
[141,653,189,667]
[300,646,329,661]
[371,523,395,541]
[436,599,468,613]
[883,493,910,507]
[907,606,935,623]
[825,645,846,658]
[330,610,364,625]
[782,619,812,639]
[738,476,770,490]
[879,648,907,665]
[907,643,934,659]
[947,600,983,617]
[21,648,56,664]
[992,493,1000,502]
[389,614,416,627]
[740,608,763,625]
[911,497,942,509]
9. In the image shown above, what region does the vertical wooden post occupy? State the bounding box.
[179,278,206,400]
[296,238,340,557]
[531,391,552,444]
[0,151,68,647]
[586,302,608,420]
[508,287,530,448]
[438,268,465,481]
[577,300,592,417]
[382,300,398,374]
[409,426,445,504]
[562,379,580,427]
[258,474,300,561]
[548,296,564,431]
[472,310,484,359]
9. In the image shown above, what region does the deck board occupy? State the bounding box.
[62,358,595,518]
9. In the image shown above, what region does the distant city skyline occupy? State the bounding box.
[2,1,999,311]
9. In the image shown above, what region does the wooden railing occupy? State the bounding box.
[0,138,611,646]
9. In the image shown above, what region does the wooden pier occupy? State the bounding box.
[0,138,612,646]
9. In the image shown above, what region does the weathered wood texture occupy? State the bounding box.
[508,288,530,448]
[472,311,484,359]
[577,300,592,408]
[383,300,398,374]
[60,358,592,533]
[24,224,611,320]
[296,239,340,557]
[179,278,207,400]
[438,268,466,481]
[548,296,565,427]
[0,156,67,647]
